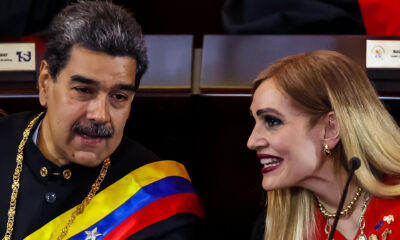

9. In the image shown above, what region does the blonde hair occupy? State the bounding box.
[252,50,400,240]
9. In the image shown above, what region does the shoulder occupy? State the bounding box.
[112,137,160,167]
[102,139,204,239]
[364,196,400,237]
[0,111,36,130]
[126,213,204,240]
[107,137,197,188]
[0,111,38,143]
[102,137,161,185]
[369,196,400,213]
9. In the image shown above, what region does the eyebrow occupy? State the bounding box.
[114,84,135,93]
[70,75,135,92]
[255,108,284,117]
[70,75,99,86]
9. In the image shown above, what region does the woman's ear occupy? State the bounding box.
[323,111,340,149]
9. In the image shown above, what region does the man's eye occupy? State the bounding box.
[73,87,92,94]
[111,93,128,101]
[264,115,282,128]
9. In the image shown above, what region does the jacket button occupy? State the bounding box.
[45,192,56,203]
[63,169,72,179]
[40,167,48,177]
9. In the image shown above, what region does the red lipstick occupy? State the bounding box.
[257,154,283,174]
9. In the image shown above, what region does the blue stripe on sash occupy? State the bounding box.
[69,176,195,239]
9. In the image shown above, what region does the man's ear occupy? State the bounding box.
[38,60,52,107]
[323,111,340,149]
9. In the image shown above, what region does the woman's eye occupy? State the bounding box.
[264,115,282,128]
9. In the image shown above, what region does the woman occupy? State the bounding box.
[247,50,400,240]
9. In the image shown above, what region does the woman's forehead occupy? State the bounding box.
[251,79,309,118]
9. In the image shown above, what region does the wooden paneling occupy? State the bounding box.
[140,35,193,92]
[200,35,400,96]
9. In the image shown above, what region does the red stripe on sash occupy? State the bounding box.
[103,193,203,240]
[358,0,400,35]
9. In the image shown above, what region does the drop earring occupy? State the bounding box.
[324,144,331,156]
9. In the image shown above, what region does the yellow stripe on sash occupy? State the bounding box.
[25,160,190,240]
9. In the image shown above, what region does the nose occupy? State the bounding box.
[247,125,268,151]
[86,95,110,123]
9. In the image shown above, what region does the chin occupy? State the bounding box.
[262,179,287,191]
[262,183,277,191]
[71,151,107,167]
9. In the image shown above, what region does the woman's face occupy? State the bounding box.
[247,79,327,191]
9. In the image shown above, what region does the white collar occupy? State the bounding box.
[32,120,42,145]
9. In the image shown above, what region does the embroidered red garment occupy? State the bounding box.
[315,196,400,239]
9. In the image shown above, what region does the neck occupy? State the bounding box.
[300,157,357,213]
[37,116,69,167]
[302,158,367,239]
[317,181,360,215]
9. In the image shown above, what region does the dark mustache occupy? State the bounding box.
[72,122,114,138]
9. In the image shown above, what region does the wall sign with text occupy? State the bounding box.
[366,40,400,69]
[0,43,36,71]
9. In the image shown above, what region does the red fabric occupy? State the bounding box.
[358,0,400,36]
[315,196,400,239]
[383,174,400,185]
[103,193,203,240]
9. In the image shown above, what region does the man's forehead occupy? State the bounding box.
[60,46,137,83]
[61,47,122,71]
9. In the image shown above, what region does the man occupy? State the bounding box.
[0,1,203,239]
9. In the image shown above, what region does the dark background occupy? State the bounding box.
[0,0,225,47]
[0,0,399,239]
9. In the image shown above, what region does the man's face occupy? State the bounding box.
[38,46,137,167]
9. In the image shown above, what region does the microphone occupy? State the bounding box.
[327,157,361,240]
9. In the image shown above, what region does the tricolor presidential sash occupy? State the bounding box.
[25,160,203,240]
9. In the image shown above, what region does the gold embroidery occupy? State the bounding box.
[383,215,394,224]
[381,228,392,240]
[368,234,378,240]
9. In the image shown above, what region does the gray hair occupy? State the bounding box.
[44,1,147,90]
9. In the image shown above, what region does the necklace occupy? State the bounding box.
[356,193,371,240]
[2,112,111,240]
[317,187,363,218]
[56,157,110,240]
[323,192,371,240]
